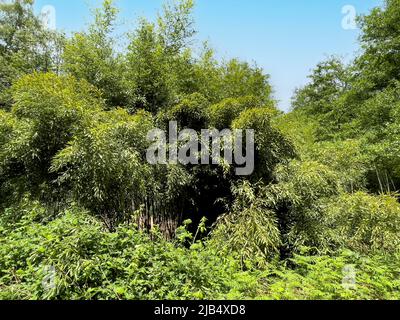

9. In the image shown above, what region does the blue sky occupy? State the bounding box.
[33,0,382,111]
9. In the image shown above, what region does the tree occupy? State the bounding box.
[0,0,63,109]
[157,0,196,54]
[63,0,126,108]
[220,59,272,103]
[126,20,173,113]
[125,0,196,114]
[355,0,400,94]
[292,57,350,114]
[1,73,104,201]
[51,109,154,230]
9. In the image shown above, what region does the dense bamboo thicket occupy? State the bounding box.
[1,0,400,300]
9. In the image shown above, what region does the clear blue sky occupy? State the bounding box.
[34,0,382,111]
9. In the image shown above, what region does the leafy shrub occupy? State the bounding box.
[211,161,345,263]
[265,160,342,255]
[273,110,317,156]
[0,111,33,208]
[324,192,400,254]
[0,195,49,228]
[50,109,154,229]
[157,92,210,130]
[208,96,268,129]
[263,249,400,300]
[2,73,104,197]
[232,107,296,181]
[0,206,261,300]
[211,181,282,268]
[265,160,400,255]
[0,110,29,175]
[11,73,103,121]
[2,204,398,301]
[306,140,371,192]
[271,160,342,204]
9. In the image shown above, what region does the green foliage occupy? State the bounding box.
[273,110,317,156]
[51,109,154,230]
[350,83,400,191]
[126,20,174,113]
[211,181,282,268]
[0,0,64,109]
[260,161,400,256]
[125,0,197,113]
[356,0,400,92]
[12,73,103,120]
[306,140,371,192]
[0,109,20,151]
[0,110,32,208]
[219,59,272,103]
[4,73,103,193]
[0,195,49,228]
[265,161,342,254]
[158,92,210,130]
[232,107,296,181]
[1,0,400,301]
[209,96,267,129]
[0,207,260,300]
[324,192,400,254]
[157,0,196,54]
[292,57,350,114]
[1,205,398,300]
[291,57,353,139]
[290,0,400,193]
[264,250,400,300]
[271,161,341,207]
[63,0,126,108]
